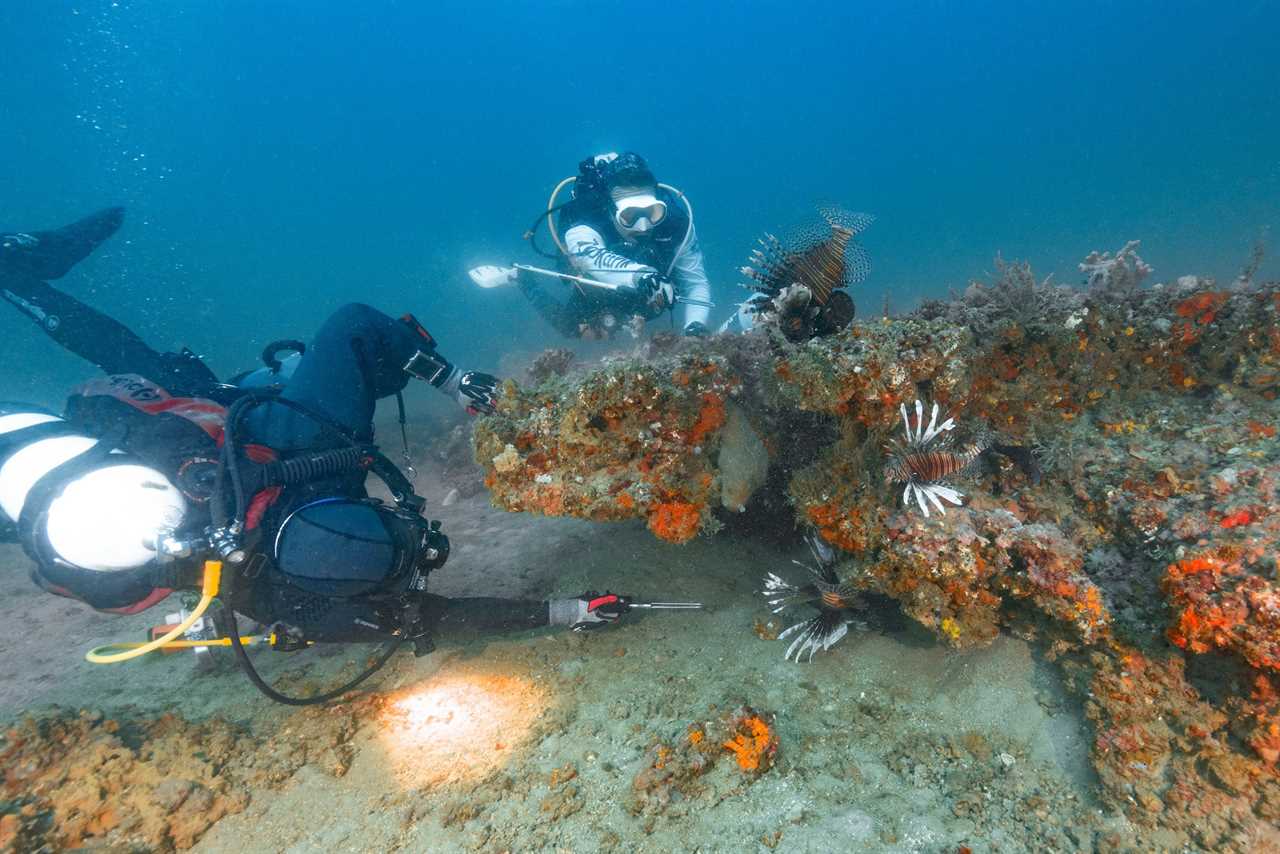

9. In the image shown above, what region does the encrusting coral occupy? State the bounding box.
[628,705,779,817]
[474,351,741,543]
[472,253,1280,848]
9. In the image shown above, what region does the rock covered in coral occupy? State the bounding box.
[475,352,739,542]
[0,698,373,851]
[0,710,253,850]
[469,263,1280,840]
[527,347,576,384]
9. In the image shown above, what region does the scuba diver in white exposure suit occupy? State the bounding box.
[470,151,715,339]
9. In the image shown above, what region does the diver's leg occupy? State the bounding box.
[518,274,584,338]
[1,207,221,395]
[1,277,185,381]
[1,278,219,396]
[1,207,125,281]
[250,303,423,450]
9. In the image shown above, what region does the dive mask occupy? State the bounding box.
[613,191,667,232]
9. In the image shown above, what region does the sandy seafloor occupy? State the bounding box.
[0,439,1145,853]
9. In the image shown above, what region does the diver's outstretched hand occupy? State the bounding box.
[457,371,499,415]
[548,592,625,631]
[468,265,519,289]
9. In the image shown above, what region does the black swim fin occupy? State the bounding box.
[0,207,125,281]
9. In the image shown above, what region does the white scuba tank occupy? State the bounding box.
[0,411,188,571]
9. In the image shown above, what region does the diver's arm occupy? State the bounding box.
[421,594,551,639]
[563,224,656,288]
[421,592,620,639]
[394,312,498,414]
[671,224,711,332]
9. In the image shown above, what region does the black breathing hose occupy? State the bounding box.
[220,390,366,526]
[212,389,421,705]
[221,601,403,706]
[527,200,575,260]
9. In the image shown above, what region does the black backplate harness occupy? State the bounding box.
[210,387,435,706]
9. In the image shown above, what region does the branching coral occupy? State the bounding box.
[1079,240,1152,295]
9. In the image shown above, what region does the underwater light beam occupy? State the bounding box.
[376,672,550,788]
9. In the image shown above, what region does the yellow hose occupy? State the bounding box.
[85,560,223,664]
[86,635,273,654]
[545,176,576,257]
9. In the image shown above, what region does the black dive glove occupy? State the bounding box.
[457,371,499,415]
[548,591,627,631]
[635,272,675,314]
[400,315,499,416]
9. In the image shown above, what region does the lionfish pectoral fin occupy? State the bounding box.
[823,622,849,651]
[778,612,852,662]
[923,485,948,516]
[913,484,931,516]
[928,483,965,506]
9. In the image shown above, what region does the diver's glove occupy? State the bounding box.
[548,591,626,631]
[457,371,499,416]
[635,272,675,314]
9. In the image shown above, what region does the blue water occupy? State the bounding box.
[2,0,1278,405]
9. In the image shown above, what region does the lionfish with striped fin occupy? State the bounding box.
[761,532,864,662]
[742,206,874,341]
[884,399,985,517]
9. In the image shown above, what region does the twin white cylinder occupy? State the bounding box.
[0,412,188,571]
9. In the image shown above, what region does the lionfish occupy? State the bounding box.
[742,206,874,341]
[884,399,985,517]
[761,532,864,662]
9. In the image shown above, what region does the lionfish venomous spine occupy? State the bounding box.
[761,533,863,662]
[884,399,983,517]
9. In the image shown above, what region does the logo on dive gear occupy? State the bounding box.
[1,232,38,249]
[106,374,163,401]
[3,288,53,326]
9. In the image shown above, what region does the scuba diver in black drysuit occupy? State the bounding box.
[0,208,624,703]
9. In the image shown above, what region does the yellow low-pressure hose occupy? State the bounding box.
[546,176,576,257]
[85,560,223,664]
[86,635,275,653]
